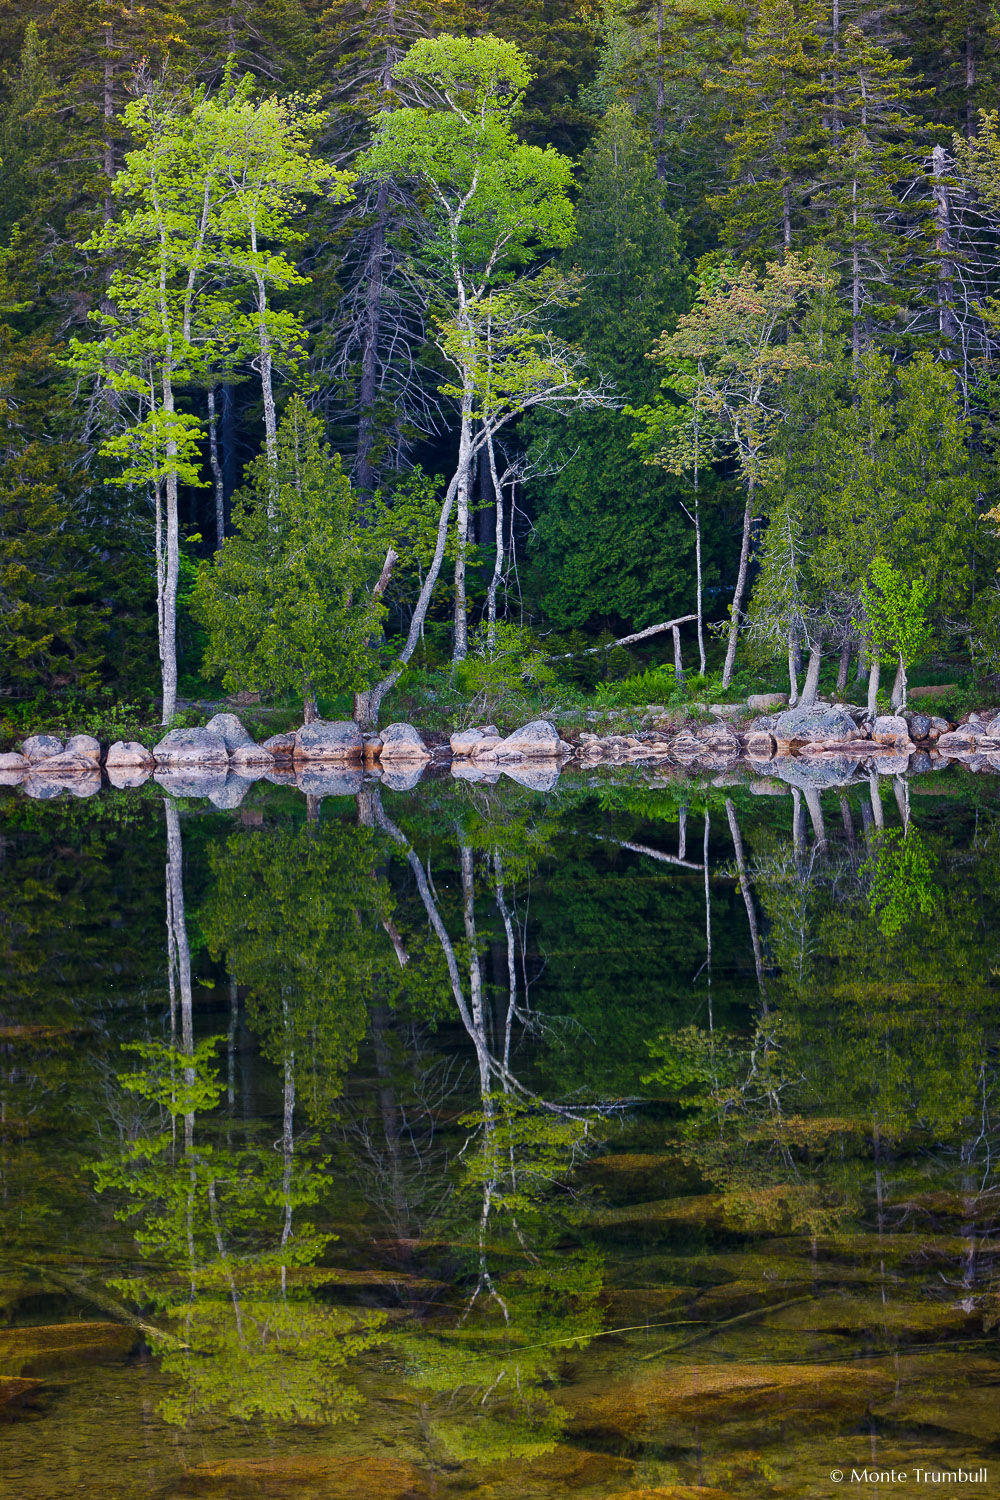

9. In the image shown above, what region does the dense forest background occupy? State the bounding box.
[3,0,1000,722]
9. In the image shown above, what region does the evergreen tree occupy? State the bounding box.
[528,105,695,637]
[193,397,386,716]
[713,0,827,256]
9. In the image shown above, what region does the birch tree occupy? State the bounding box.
[354,35,607,724]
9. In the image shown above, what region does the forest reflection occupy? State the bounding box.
[3,772,1000,1495]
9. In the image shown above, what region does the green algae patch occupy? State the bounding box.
[177,1454,430,1498]
[615,1488,736,1500]
[884,1387,1000,1443]
[0,1320,136,1375]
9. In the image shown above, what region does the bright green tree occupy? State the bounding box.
[858,556,934,710]
[193,397,386,719]
[357,33,599,708]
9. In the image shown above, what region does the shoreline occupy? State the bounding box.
[1,701,999,802]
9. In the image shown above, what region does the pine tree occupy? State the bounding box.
[713,0,827,256]
[528,105,696,638]
[820,24,928,361]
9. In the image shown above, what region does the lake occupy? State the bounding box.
[1,762,997,1500]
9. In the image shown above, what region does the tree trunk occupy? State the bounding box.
[672,625,684,684]
[836,640,851,695]
[484,430,503,652]
[303,689,319,723]
[161,463,179,725]
[890,657,906,711]
[803,786,827,848]
[866,653,880,715]
[452,400,474,665]
[799,636,823,707]
[355,183,388,497]
[787,632,799,705]
[725,798,766,999]
[207,387,225,551]
[931,146,958,347]
[355,479,459,728]
[693,485,706,674]
[722,473,755,689]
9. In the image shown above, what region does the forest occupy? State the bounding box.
[2,0,1000,729]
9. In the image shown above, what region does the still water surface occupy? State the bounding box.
[1,766,998,1499]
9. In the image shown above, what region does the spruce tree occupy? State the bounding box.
[713,0,827,255]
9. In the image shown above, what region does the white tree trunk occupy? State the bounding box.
[867,653,881,715]
[798,636,823,706]
[452,397,474,666]
[722,474,755,688]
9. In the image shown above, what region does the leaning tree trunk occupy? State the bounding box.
[354,474,458,730]
[798,636,824,707]
[722,474,755,689]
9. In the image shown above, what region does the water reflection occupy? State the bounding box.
[1,773,1000,1496]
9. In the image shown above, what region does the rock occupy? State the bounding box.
[64,734,101,762]
[107,765,152,790]
[451,762,502,784]
[261,732,297,758]
[0,752,28,771]
[36,749,101,774]
[749,778,788,795]
[910,683,957,700]
[263,768,298,787]
[208,775,255,810]
[773,704,861,747]
[770,754,860,790]
[363,733,383,765]
[152,728,228,767]
[872,714,914,749]
[293,720,363,762]
[450,727,502,758]
[937,728,985,753]
[204,712,254,751]
[747,692,789,712]
[379,763,426,792]
[295,766,363,798]
[871,750,912,776]
[20,734,63,762]
[378,722,430,761]
[502,762,562,792]
[493,719,569,760]
[178,1454,429,1500]
[909,750,934,775]
[930,715,951,732]
[706,702,743,719]
[745,732,775,760]
[0,772,25,787]
[748,714,779,732]
[155,770,229,800]
[22,775,67,800]
[228,742,274,770]
[907,713,933,741]
[106,740,154,769]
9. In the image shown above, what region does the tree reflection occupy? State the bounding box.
[93,801,385,1428]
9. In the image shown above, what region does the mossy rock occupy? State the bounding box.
[0,1374,43,1415]
[0,1320,136,1376]
[615,1489,735,1500]
[178,1454,429,1498]
[765,1293,976,1337]
[883,1388,1000,1443]
[564,1360,896,1438]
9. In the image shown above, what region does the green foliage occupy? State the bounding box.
[454,621,555,719]
[859,557,934,670]
[194,397,384,705]
[865,828,939,938]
